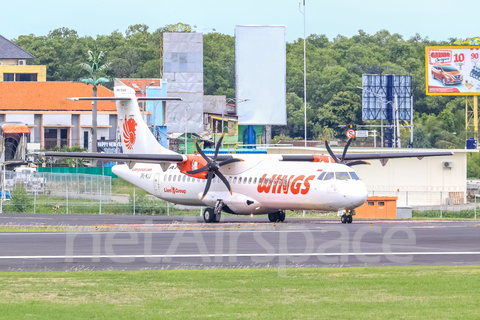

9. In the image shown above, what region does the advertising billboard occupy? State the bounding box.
[235,26,287,125]
[425,46,480,95]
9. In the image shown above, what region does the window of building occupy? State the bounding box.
[368,202,374,206]
[83,131,88,149]
[378,202,385,206]
[3,73,14,81]
[15,73,37,81]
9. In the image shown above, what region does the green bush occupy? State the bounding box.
[5,185,33,213]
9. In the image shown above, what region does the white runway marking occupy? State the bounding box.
[0,252,480,259]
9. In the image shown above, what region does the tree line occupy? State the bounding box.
[12,24,469,150]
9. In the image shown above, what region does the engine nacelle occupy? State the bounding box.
[177,155,209,179]
[201,192,261,215]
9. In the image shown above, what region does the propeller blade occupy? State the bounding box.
[200,171,214,200]
[214,133,225,161]
[218,158,244,167]
[194,139,211,164]
[341,138,354,162]
[346,160,371,166]
[216,170,232,195]
[185,166,209,175]
[324,138,340,163]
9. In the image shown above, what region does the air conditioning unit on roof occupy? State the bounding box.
[18,59,26,66]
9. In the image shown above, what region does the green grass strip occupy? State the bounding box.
[0,266,479,319]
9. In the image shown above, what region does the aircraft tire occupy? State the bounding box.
[203,208,215,223]
[347,215,353,224]
[278,211,286,222]
[268,212,279,223]
[341,215,347,224]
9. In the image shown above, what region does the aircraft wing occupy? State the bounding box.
[42,152,236,163]
[340,151,454,160]
[281,151,453,162]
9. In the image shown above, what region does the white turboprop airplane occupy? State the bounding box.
[46,86,452,223]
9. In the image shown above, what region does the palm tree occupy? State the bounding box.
[79,46,110,152]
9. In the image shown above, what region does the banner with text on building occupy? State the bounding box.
[426,46,480,95]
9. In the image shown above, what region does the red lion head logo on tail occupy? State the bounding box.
[123,115,137,150]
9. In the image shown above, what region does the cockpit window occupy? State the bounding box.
[335,172,350,180]
[349,172,360,180]
[317,172,326,180]
[324,172,334,180]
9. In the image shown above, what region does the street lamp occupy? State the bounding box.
[357,86,394,148]
[223,98,249,148]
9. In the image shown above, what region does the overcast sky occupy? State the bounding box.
[0,0,473,43]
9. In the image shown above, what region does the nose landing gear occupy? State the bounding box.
[340,210,355,224]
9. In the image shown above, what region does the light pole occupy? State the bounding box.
[357,86,394,148]
[223,98,249,148]
[299,0,307,147]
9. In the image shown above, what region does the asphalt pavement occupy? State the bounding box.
[0,213,479,271]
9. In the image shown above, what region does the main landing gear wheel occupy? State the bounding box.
[203,208,215,223]
[347,215,353,224]
[268,211,285,223]
[341,215,347,224]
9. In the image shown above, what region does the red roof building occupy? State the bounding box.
[0,82,117,150]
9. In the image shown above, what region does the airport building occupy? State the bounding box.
[0,81,117,150]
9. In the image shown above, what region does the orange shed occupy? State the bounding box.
[355,196,397,219]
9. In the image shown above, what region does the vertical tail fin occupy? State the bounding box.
[114,86,177,155]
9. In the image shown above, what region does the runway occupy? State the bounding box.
[0,213,479,271]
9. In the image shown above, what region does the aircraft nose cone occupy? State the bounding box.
[343,183,368,208]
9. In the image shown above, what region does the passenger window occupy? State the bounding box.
[335,172,350,180]
[317,172,326,180]
[163,175,167,181]
[378,202,385,206]
[183,175,186,182]
[324,172,334,180]
[187,177,191,182]
[268,179,272,185]
[168,175,172,181]
[248,178,252,184]
[233,177,237,184]
[273,178,277,185]
[349,172,360,180]
[368,202,374,206]
[173,175,177,182]
[254,178,257,184]
[244,178,248,184]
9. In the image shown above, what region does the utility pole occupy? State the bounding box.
[299,0,307,147]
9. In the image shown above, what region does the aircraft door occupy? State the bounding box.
[153,173,161,196]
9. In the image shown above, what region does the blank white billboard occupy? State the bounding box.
[235,26,287,125]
